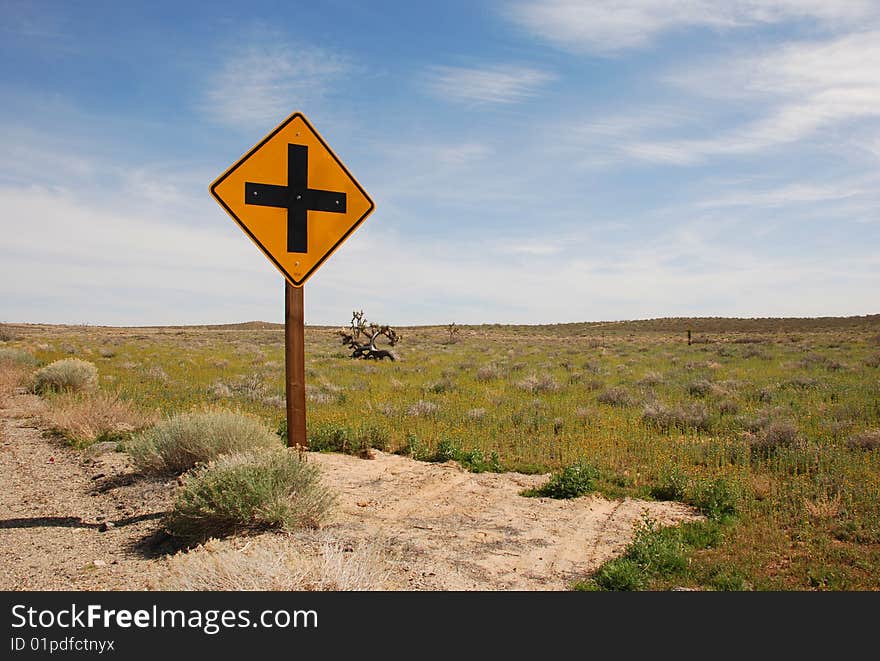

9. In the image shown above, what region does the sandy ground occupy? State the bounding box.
[0,391,699,591]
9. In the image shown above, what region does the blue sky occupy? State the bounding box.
[1,0,878,326]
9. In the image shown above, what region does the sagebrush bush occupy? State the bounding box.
[0,347,37,366]
[33,358,98,394]
[406,399,439,417]
[127,409,280,474]
[516,373,560,393]
[687,379,713,397]
[846,429,880,451]
[637,371,663,387]
[475,365,501,381]
[641,402,712,432]
[749,420,802,459]
[165,449,335,545]
[596,386,634,407]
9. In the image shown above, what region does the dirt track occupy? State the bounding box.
[0,392,699,591]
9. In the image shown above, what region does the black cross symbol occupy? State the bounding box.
[244,143,347,253]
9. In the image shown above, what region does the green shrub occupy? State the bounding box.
[650,466,690,501]
[585,515,692,591]
[432,438,459,462]
[399,433,429,460]
[404,437,503,473]
[625,517,688,576]
[452,446,502,473]
[524,460,600,499]
[591,558,645,591]
[127,409,280,474]
[707,565,749,591]
[33,358,97,394]
[689,476,741,522]
[678,520,723,549]
[165,449,335,545]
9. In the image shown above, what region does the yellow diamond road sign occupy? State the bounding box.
[210,112,375,287]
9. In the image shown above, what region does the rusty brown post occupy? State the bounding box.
[285,282,307,448]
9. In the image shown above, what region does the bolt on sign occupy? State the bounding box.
[210,112,375,287]
[209,112,375,448]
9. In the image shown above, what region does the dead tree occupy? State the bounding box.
[444,322,461,344]
[336,310,400,361]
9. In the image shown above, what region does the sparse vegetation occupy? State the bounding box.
[127,409,281,474]
[6,316,880,590]
[164,448,334,545]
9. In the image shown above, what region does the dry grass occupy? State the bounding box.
[0,364,31,407]
[406,399,439,417]
[158,533,393,591]
[42,391,156,447]
[804,493,843,520]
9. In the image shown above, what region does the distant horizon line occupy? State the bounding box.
[3,313,879,331]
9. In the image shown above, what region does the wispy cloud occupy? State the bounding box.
[505,0,879,54]
[424,64,555,105]
[696,178,874,209]
[203,35,348,129]
[620,30,880,163]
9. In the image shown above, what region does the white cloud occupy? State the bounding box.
[624,31,880,163]
[311,220,880,325]
[0,185,283,324]
[424,64,556,105]
[696,179,873,209]
[203,37,348,129]
[2,180,876,326]
[506,0,879,54]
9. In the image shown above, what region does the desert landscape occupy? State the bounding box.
[1,316,878,591]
